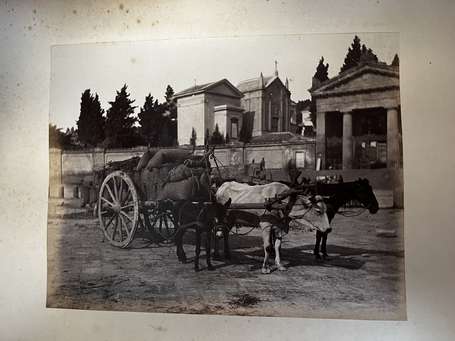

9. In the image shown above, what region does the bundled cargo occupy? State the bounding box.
[106,156,140,172]
[183,155,207,168]
[136,149,157,171]
[165,164,206,183]
[145,149,193,170]
[157,172,210,202]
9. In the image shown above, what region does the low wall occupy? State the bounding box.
[49,143,403,208]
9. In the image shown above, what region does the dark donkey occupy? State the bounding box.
[312,178,379,260]
[174,198,231,271]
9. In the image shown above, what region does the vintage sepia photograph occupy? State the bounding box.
[47,33,405,320]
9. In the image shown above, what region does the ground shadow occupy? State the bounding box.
[299,244,404,258]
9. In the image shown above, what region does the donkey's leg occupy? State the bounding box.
[321,231,331,260]
[175,227,187,263]
[274,230,286,271]
[270,229,276,258]
[194,227,201,272]
[213,230,221,259]
[314,231,322,259]
[223,225,231,261]
[260,222,272,274]
[206,227,214,271]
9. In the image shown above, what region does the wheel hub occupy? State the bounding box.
[112,202,121,213]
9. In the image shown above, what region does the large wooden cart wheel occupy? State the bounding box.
[98,171,139,248]
[145,201,178,242]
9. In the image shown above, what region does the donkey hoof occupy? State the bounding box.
[261,267,271,274]
[322,254,331,261]
[277,265,287,271]
[314,253,322,260]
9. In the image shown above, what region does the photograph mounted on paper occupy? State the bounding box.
[47,33,405,320]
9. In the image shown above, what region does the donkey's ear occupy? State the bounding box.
[224,198,232,209]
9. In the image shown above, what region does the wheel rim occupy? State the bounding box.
[98,171,139,248]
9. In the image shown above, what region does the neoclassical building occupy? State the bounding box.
[237,70,292,136]
[174,70,295,145]
[309,61,401,170]
[174,79,244,146]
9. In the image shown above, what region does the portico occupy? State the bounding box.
[310,62,401,171]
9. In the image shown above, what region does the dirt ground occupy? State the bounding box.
[47,199,406,320]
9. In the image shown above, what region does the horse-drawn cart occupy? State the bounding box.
[96,148,213,248]
[95,147,379,272]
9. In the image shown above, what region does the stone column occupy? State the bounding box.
[387,107,403,208]
[316,111,326,170]
[387,107,400,169]
[342,111,353,169]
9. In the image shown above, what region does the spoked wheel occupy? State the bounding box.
[144,201,178,243]
[98,171,139,248]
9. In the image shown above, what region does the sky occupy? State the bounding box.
[50,33,399,129]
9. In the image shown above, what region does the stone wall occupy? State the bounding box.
[49,142,315,196]
[49,143,403,208]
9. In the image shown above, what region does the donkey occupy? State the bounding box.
[312,178,379,260]
[174,198,231,272]
[216,181,330,274]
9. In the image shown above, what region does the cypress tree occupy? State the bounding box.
[210,124,225,145]
[138,94,158,146]
[391,53,399,67]
[340,35,362,73]
[104,84,137,147]
[190,127,197,147]
[76,89,105,147]
[314,57,329,82]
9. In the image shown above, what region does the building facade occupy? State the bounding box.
[237,71,292,137]
[310,61,401,171]
[174,79,244,146]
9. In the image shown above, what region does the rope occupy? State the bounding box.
[230,224,257,236]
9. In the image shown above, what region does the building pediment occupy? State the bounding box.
[311,63,399,98]
[207,81,244,98]
[174,78,243,100]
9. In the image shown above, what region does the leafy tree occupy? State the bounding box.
[76,89,105,147]
[138,94,165,146]
[340,35,362,73]
[314,57,329,83]
[210,124,225,145]
[164,85,177,146]
[49,124,74,149]
[104,84,137,148]
[164,85,175,105]
[391,53,399,67]
[296,99,316,129]
[64,127,81,147]
[190,127,197,147]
